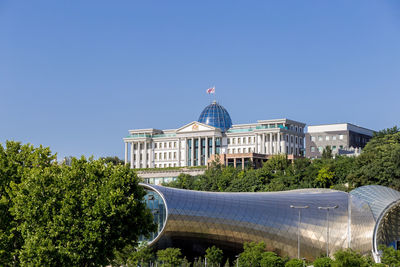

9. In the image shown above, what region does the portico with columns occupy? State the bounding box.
[123,118,305,169]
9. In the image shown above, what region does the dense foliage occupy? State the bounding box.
[165,127,400,193]
[0,141,155,266]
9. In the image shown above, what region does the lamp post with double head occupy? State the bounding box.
[290,205,309,259]
[318,205,338,257]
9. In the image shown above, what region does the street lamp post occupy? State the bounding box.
[318,205,338,257]
[290,205,309,259]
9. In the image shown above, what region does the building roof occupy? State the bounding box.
[198,101,233,132]
[307,123,374,136]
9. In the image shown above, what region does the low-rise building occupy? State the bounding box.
[306,123,374,158]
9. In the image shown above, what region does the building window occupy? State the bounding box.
[318,136,322,141]
[155,153,157,160]
[340,145,343,149]
[232,138,235,144]
[155,143,158,149]
[299,127,302,133]
[238,138,241,144]
[291,136,294,142]
[174,142,177,148]
[295,136,298,144]
[174,152,176,159]
[228,149,231,154]
[326,136,329,141]
[295,126,298,132]
[286,135,289,142]
[164,152,167,159]
[339,135,344,140]
[228,138,230,144]
[318,146,323,153]
[332,146,337,151]
[232,149,236,154]
[169,152,171,159]
[311,147,315,152]
[238,148,241,153]
[333,136,337,140]
[248,137,251,144]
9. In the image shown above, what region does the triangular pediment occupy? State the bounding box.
[176,121,219,133]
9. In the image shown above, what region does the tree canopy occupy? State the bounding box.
[0,141,155,266]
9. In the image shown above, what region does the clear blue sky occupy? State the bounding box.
[1,1,399,160]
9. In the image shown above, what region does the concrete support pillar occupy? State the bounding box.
[130,142,134,168]
[234,158,237,168]
[191,138,194,166]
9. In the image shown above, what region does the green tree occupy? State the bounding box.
[113,242,154,267]
[313,257,333,267]
[238,241,266,267]
[348,126,400,190]
[316,166,335,188]
[260,251,284,267]
[10,156,155,266]
[379,244,400,266]
[332,249,368,267]
[157,247,183,267]
[322,146,333,159]
[100,156,125,165]
[205,245,224,267]
[284,258,304,267]
[0,141,56,265]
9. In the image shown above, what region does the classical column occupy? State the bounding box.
[254,134,258,153]
[269,133,273,155]
[283,134,288,154]
[149,142,153,168]
[136,142,140,168]
[278,133,281,153]
[143,141,147,168]
[184,137,188,166]
[130,142,134,168]
[212,136,215,155]
[178,138,181,167]
[191,138,194,166]
[205,137,209,165]
[125,142,128,165]
[198,137,201,165]
[262,133,266,154]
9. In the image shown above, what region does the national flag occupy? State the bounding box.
[206,87,215,94]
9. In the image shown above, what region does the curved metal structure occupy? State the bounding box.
[141,184,400,261]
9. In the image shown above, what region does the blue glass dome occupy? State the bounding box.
[198,101,232,132]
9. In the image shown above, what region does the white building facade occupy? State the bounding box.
[123,102,305,169]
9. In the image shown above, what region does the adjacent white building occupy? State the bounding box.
[123,101,306,169]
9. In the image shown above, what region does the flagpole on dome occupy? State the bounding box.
[214,85,216,103]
